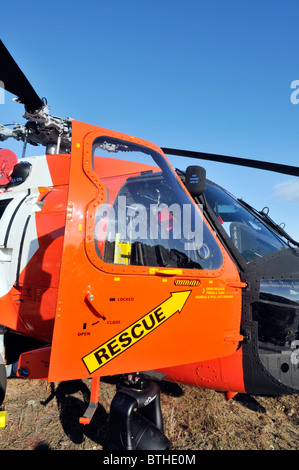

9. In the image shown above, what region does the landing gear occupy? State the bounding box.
[103,373,171,450]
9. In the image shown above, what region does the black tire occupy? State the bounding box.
[0,354,6,407]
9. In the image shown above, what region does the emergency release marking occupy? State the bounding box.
[82,290,191,374]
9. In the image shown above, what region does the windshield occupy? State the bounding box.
[91,137,223,271]
[204,182,287,263]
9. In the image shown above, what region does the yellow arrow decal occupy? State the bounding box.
[82,290,191,374]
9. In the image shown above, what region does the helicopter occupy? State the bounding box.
[0,39,298,450]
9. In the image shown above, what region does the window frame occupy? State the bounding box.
[83,131,225,278]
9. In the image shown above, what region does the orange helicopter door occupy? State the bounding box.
[48,121,244,382]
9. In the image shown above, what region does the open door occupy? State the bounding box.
[48,120,244,382]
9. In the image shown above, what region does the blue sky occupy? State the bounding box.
[1,0,299,239]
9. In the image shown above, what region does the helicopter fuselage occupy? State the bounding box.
[1,121,298,400]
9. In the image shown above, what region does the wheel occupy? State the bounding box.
[0,354,6,407]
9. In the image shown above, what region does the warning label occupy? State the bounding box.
[82,290,191,374]
[195,285,233,300]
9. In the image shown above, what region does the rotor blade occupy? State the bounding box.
[161,147,299,177]
[0,40,43,112]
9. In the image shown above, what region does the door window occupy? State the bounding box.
[89,136,223,271]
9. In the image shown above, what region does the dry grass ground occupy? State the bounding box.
[0,376,298,451]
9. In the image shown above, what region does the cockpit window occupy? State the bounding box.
[204,182,287,263]
[91,137,223,271]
